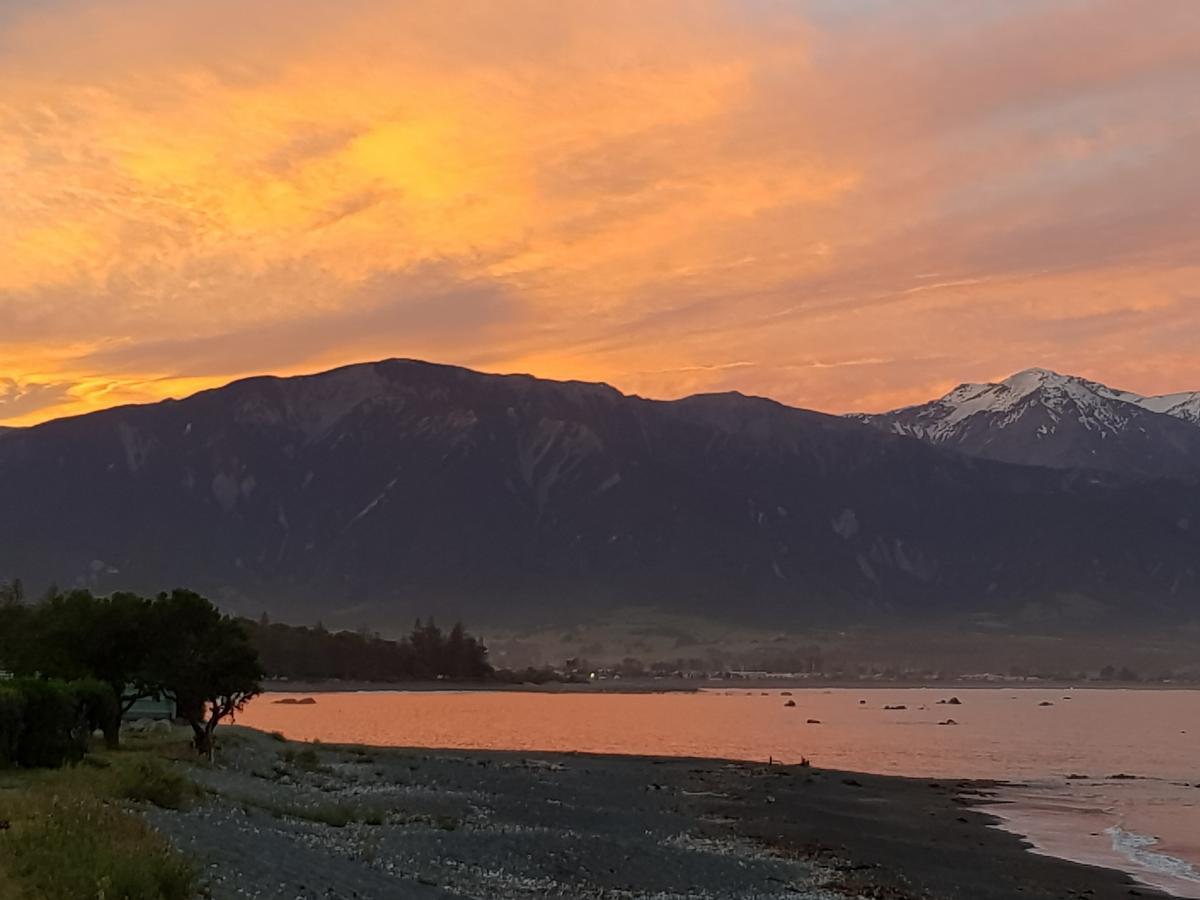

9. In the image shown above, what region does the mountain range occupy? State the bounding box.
[849,368,1200,478]
[0,359,1197,630]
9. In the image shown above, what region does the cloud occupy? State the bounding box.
[78,265,522,377]
[1,0,1199,424]
[0,378,73,420]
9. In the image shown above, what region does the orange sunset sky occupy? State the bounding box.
[2,0,1199,426]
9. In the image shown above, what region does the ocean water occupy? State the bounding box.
[241,687,1200,897]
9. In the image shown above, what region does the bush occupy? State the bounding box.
[281,745,324,771]
[0,684,25,768]
[115,757,196,810]
[0,679,122,769]
[9,679,87,769]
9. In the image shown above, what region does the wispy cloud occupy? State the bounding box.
[0,378,73,420]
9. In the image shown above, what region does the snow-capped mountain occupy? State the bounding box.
[850,368,1200,477]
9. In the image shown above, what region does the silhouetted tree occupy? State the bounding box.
[0,578,24,605]
[5,590,157,747]
[149,590,263,760]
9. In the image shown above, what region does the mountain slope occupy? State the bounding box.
[0,359,1198,628]
[1138,390,1200,425]
[850,368,1200,477]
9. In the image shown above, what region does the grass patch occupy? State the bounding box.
[226,790,388,829]
[0,760,198,900]
[232,792,356,827]
[362,809,386,827]
[115,757,198,810]
[306,803,354,828]
[279,745,328,773]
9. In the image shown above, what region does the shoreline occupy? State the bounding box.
[145,726,1178,899]
[982,780,1200,899]
[264,677,1198,694]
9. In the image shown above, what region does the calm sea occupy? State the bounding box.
[241,687,1200,898]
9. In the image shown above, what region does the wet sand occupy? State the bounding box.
[144,727,1173,900]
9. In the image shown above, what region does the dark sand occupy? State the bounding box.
[144,727,1171,899]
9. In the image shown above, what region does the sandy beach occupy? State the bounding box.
[139,726,1173,900]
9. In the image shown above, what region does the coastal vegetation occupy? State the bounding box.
[0,587,262,759]
[0,734,200,900]
[0,678,116,768]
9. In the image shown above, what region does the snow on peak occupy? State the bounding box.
[1000,368,1068,397]
[1137,391,1200,424]
[850,368,1200,446]
[992,372,1200,427]
[894,369,1160,441]
[939,368,1092,424]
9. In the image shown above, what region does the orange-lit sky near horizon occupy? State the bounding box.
[3,0,1200,426]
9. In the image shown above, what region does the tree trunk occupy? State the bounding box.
[204,719,219,763]
[103,711,121,750]
[189,719,212,760]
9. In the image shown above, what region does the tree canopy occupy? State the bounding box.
[149,590,263,759]
[0,587,262,757]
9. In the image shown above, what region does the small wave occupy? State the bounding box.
[1107,826,1200,886]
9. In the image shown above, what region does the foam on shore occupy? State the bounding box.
[987,781,1200,899]
[1106,826,1200,893]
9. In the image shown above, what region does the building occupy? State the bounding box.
[125,694,177,720]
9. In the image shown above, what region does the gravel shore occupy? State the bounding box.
[141,727,1171,900]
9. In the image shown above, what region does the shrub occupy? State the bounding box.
[115,757,196,810]
[307,803,353,828]
[0,684,25,768]
[281,746,324,771]
[10,679,87,769]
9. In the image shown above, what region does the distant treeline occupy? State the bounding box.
[242,616,492,682]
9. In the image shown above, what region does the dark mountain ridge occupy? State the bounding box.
[1,359,1197,629]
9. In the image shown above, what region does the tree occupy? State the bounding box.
[149,590,263,760]
[8,590,157,748]
[0,588,30,672]
[445,621,490,679]
[0,578,24,605]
